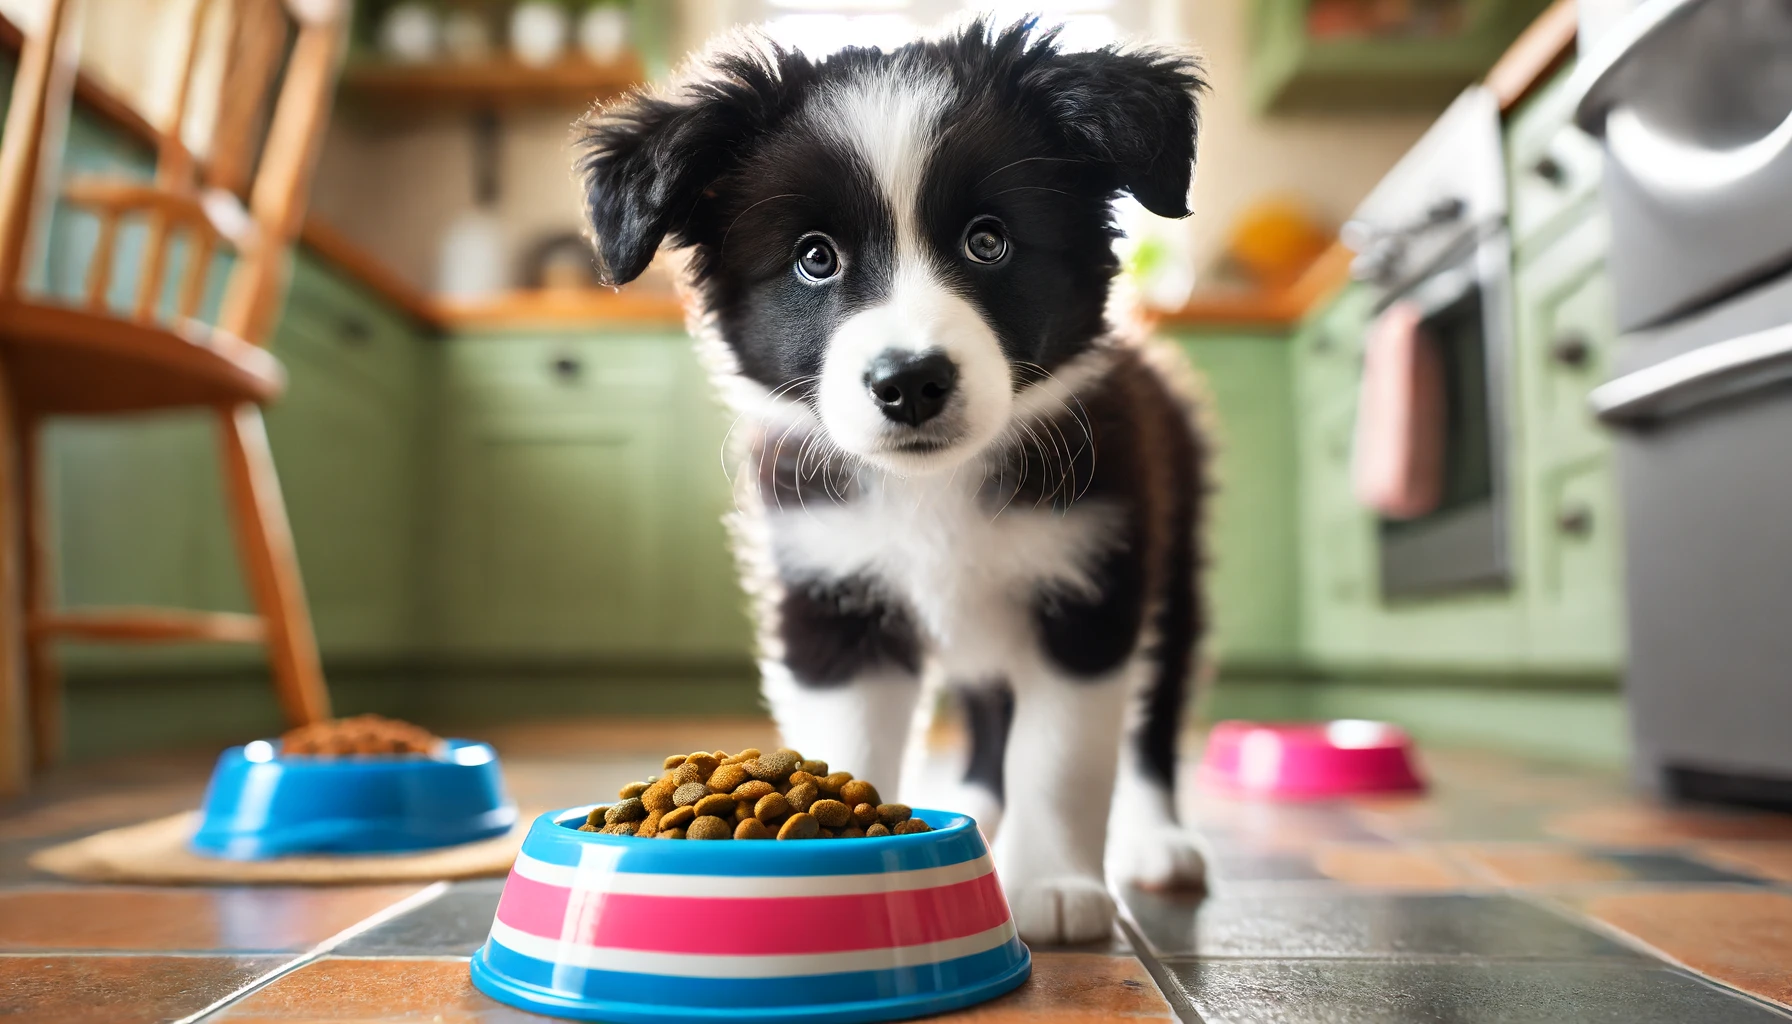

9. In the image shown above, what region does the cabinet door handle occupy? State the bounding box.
[1550,331,1591,369]
[339,316,372,348]
[1531,153,1568,188]
[1592,322,1792,426]
[551,354,583,380]
[1557,504,1594,536]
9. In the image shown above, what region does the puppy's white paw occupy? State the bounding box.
[1006,876,1115,945]
[1107,824,1206,892]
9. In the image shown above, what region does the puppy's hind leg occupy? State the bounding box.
[945,681,1012,840]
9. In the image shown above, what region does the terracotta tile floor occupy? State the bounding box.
[3,718,1791,1023]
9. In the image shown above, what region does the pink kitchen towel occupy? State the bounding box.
[1353,300,1446,520]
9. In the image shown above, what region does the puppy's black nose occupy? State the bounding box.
[866,349,957,427]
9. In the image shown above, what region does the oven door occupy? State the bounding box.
[1373,229,1516,598]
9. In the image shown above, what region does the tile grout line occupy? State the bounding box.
[169,881,452,1024]
[1115,917,1206,1024]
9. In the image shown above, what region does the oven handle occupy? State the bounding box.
[1591,323,1792,427]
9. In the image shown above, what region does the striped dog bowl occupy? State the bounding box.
[470,806,1030,1023]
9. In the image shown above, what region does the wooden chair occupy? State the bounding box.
[0,0,347,777]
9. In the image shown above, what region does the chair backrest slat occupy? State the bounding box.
[0,0,344,346]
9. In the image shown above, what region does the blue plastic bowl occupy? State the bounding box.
[470,806,1031,1023]
[189,738,516,860]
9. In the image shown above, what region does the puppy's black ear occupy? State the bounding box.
[577,42,810,285]
[1023,44,1205,218]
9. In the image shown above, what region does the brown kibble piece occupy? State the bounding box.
[673,782,710,808]
[775,747,804,762]
[810,799,851,828]
[819,772,853,797]
[686,753,721,778]
[585,806,611,827]
[865,823,891,837]
[840,780,879,807]
[837,825,866,839]
[606,798,646,825]
[786,781,819,813]
[707,763,750,793]
[694,793,736,818]
[734,818,772,840]
[797,759,828,777]
[636,813,661,838]
[819,828,836,838]
[876,803,912,825]
[672,763,704,787]
[733,780,774,801]
[787,771,817,789]
[777,812,820,840]
[733,802,754,825]
[577,823,599,832]
[722,747,761,765]
[688,815,732,840]
[641,780,676,813]
[600,821,639,836]
[663,754,687,770]
[755,792,792,823]
[746,751,799,782]
[659,806,696,830]
[852,802,878,827]
[656,828,686,840]
[618,781,649,800]
[893,818,931,835]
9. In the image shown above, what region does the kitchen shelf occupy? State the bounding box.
[1249,0,1553,114]
[338,55,645,110]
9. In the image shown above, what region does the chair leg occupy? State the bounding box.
[18,415,60,769]
[217,402,330,727]
[0,358,28,796]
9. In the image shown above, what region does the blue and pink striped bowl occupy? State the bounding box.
[470,805,1030,1023]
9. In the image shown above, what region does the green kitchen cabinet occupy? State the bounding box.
[1171,331,1301,671]
[429,332,750,663]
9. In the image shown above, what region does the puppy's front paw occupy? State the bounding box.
[1106,823,1206,892]
[1005,876,1115,945]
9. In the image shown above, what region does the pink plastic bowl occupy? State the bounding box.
[1197,720,1425,799]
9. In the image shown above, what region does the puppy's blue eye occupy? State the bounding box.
[795,235,839,282]
[964,219,1008,264]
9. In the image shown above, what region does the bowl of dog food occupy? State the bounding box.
[471,746,1031,1023]
[189,715,517,860]
[1197,719,1425,800]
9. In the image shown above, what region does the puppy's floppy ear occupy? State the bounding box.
[577,41,810,285]
[1022,44,1205,218]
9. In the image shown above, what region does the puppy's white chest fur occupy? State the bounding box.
[767,472,1119,677]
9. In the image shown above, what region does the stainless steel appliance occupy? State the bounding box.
[1577,0,1792,806]
[1344,87,1516,597]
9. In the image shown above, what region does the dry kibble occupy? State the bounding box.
[777,812,820,840]
[641,780,677,813]
[840,780,879,807]
[578,748,911,840]
[747,751,799,782]
[755,792,792,823]
[810,799,851,829]
[688,815,732,840]
[786,781,819,813]
[707,763,749,793]
[733,780,774,801]
[693,793,736,818]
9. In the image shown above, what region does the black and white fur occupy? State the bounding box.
[578,18,1209,944]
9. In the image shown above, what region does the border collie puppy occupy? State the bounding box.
[578,18,1208,943]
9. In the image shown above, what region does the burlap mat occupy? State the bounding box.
[28,810,534,884]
